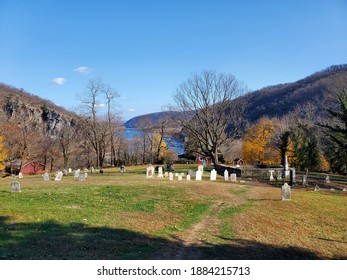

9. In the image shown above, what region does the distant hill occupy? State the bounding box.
[125,64,347,130]
[124,111,185,128]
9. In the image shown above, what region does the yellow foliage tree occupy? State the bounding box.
[0,135,7,171]
[242,118,281,165]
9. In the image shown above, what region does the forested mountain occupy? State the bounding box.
[125,64,347,129]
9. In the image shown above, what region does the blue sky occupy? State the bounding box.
[1,0,346,121]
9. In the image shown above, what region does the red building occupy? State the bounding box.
[20,161,45,175]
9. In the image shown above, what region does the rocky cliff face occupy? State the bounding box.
[0,83,78,136]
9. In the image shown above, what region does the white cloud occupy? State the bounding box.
[95,103,105,108]
[51,77,66,85]
[74,66,92,74]
[129,108,136,112]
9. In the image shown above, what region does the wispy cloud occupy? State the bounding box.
[51,77,66,85]
[129,108,136,112]
[74,66,92,74]
[95,103,105,108]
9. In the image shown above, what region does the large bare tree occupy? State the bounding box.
[171,70,247,166]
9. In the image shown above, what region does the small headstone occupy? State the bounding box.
[164,171,168,178]
[68,168,72,173]
[63,169,68,176]
[281,183,291,201]
[210,169,217,181]
[73,169,80,178]
[11,174,16,180]
[276,171,282,180]
[84,172,88,179]
[230,173,237,182]
[146,165,154,178]
[343,187,347,192]
[11,181,21,192]
[195,170,202,181]
[186,174,191,181]
[91,167,94,174]
[79,174,85,181]
[55,171,63,181]
[188,170,194,177]
[330,188,335,191]
[224,170,229,181]
[157,167,163,178]
[325,176,330,183]
[175,173,179,177]
[18,172,24,179]
[269,170,275,181]
[169,172,173,181]
[314,185,320,191]
[120,165,126,173]
[43,172,50,181]
[178,175,182,181]
[302,175,308,186]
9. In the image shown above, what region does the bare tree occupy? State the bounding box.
[170,70,247,166]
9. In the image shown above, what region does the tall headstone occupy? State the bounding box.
[283,155,290,178]
[198,165,204,174]
[11,181,21,192]
[281,183,291,201]
[43,172,50,181]
[68,168,72,173]
[157,167,163,178]
[146,165,154,178]
[90,167,94,174]
[325,176,330,183]
[224,169,229,181]
[196,170,202,181]
[302,175,308,186]
[230,173,237,182]
[276,171,282,180]
[169,172,173,181]
[73,169,80,178]
[63,169,68,176]
[55,171,63,181]
[269,170,275,181]
[289,169,296,186]
[210,169,217,181]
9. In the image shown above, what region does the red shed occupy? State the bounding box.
[21,161,45,175]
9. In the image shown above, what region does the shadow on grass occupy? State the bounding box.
[0,216,329,260]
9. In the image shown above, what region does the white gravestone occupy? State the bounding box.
[314,185,320,191]
[195,170,202,181]
[164,172,168,178]
[43,172,50,181]
[169,172,173,181]
[157,167,163,178]
[84,172,88,179]
[210,169,217,181]
[18,172,24,179]
[73,169,80,178]
[68,168,72,173]
[269,170,275,181]
[79,174,85,181]
[178,175,182,181]
[224,170,229,181]
[283,155,290,178]
[276,171,282,180]
[198,165,204,174]
[186,174,191,181]
[281,183,291,201]
[230,173,237,182]
[146,166,154,178]
[325,176,330,183]
[11,181,21,192]
[55,171,63,181]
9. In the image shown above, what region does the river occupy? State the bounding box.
[124,128,185,155]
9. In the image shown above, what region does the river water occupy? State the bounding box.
[124,128,185,155]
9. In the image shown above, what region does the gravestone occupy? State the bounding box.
[281,183,291,201]
[195,170,202,181]
[186,174,191,181]
[166,162,174,172]
[55,171,63,181]
[283,155,290,178]
[314,185,320,191]
[11,174,16,180]
[343,187,347,192]
[276,171,282,180]
[198,165,204,174]
[188,170,195,177]
[73,169,80,178]
[68,168,72,173]
[63,169,68,176]
[146,165,154,178]
[18,172,24,179]
[302,175,308,186]
[43,172,50,181]
[289,169,296,186]
[175,173,179,177]
[157,167,163,178]
[84,172,88,179]
[91,167,94,174]
[224,170,229,181]
[210,169,217,181]
[178,174,182,181]
[230,173,237,182]
[79,174,85,181]
[269,170,275,181]
[164,171,168,178]
[120,165,126,173]
[330,188,335,191]
[11,181,21,192]
[169,172,173,181]
[325,176,330,183]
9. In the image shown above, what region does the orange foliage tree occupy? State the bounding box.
[242,118,281,165]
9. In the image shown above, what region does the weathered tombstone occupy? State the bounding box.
[330,188,335,191]
[230,173,237,182]
[68,168,72,173]
[178,174,182,181]
[276,171,282,180]
[120,165,126,173]
[18,172,24,179]
[91,167,94,174]
[157,167,163,178]
[224,169,229,181]
[55,171,63,181]
[195,170,202,181]
[186,174,191,181]
[11,174,16,180]
[210,169,217,181]
[343,187,347,192]
[164,171,169,178]
[63,169,68,176]
[202,160,207,168]
[146,165,154,178]
[169,172,173,181]
[198,165,204,174]
[302,175,308,186]
[325,176,330,183]
[314,185,320,191]
[289,169,296,186]
[188,170,194,177]
[79,174,85,181]
[43,172,50,181]
[281,183,291,201]
[166,162,174,172]
[11,181,21,192]
[84,172,88,179]
[73,169,80,178]
[269,170,275,181]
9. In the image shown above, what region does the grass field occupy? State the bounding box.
[0,165,346,260]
